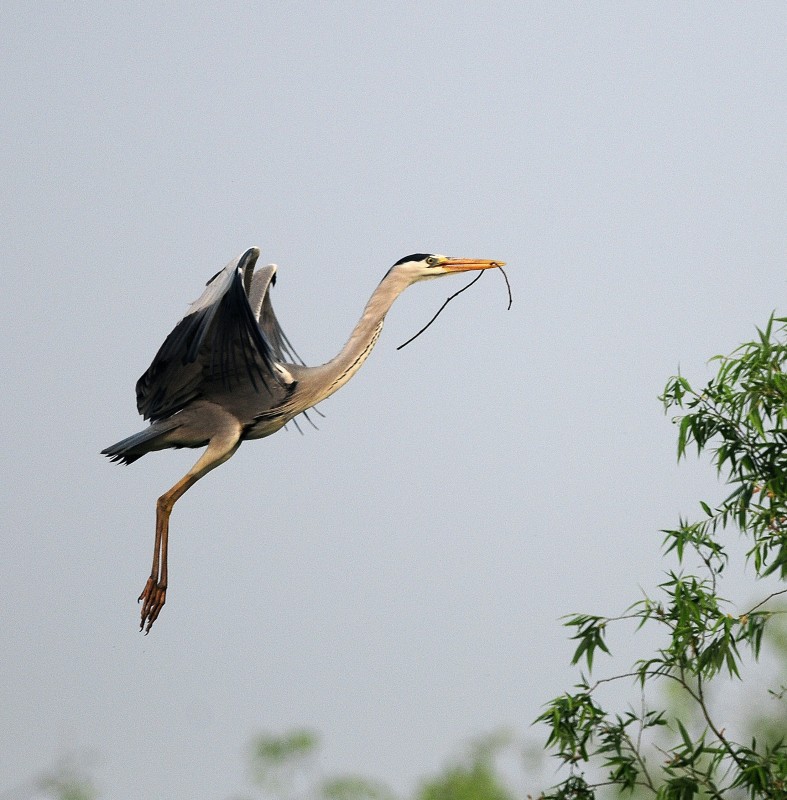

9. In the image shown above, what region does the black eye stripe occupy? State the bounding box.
[392,253,433,267]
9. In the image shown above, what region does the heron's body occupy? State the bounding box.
[104,248,503,631]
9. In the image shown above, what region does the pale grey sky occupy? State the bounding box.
[2,3,785,798]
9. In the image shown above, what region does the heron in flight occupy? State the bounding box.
[103,248,504,632]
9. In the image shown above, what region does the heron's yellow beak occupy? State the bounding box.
[440,258,506,273]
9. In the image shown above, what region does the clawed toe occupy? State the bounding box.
[138,577,166,633]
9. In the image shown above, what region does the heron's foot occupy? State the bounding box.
[138,577,166,633]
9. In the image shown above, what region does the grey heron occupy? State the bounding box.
[103,248,505,632]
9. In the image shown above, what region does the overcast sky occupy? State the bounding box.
[2,3,786,798]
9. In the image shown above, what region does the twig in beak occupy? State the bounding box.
[397,264,511,350]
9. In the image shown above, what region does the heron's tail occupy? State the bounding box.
[101,421,180,465]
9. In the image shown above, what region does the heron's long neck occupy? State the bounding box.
[308,269,411,401]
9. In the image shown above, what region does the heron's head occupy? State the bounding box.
[390,253,505,283]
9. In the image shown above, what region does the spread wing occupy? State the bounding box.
[135,247,283,422]
[248,264,305,366]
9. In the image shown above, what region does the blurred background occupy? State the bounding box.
[2,3,785,798]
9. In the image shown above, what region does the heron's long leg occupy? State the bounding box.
[139,427,242,633]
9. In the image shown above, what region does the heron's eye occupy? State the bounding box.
[426,256,440,267]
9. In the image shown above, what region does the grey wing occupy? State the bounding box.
[248,264,305,365]
[135,247,282,421]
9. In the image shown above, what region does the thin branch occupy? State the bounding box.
[397,271,486,350]
[621,724,657,793]
[396,264,512,350]
[583,668,689,694]
[632,687,657,792]
[499,264,513,309]
[694,675,746,771]
[744,588,787,615]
